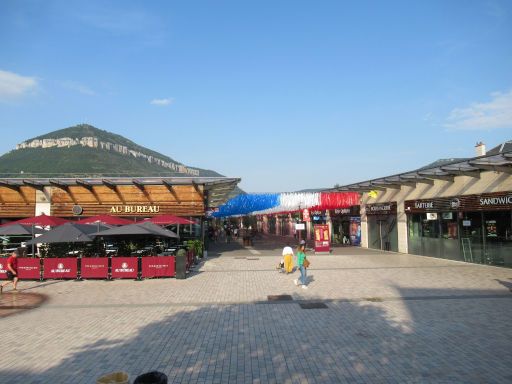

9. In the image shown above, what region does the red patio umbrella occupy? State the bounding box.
[3,213,69,227]
[76,214,133,226]
[143,214,195,225]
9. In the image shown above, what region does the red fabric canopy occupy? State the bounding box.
[309,192,360,210]
[3,213,70,227]
[144,214,195,225]
[76,214,134,226]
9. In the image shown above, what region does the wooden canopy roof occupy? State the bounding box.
[0,176,241,218]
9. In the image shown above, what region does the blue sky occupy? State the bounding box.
[1,0,511,192]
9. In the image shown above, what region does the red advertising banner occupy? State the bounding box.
[141,256,175,278]
[111,257,138,279]
[18,258,41,279]
[81,257,109,279]
[43,258,78,279]
[0,258,8,279]
[0,258,40,279]
[314,224,330,253]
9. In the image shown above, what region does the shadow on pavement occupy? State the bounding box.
[2,286,511,383]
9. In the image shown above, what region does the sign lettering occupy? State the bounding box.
[110,205,160,214]
[480,195,512,206]
[415,201,434,209]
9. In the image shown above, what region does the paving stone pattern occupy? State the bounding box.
[1,236,511,383]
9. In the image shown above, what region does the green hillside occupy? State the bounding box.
[0,124,224,178]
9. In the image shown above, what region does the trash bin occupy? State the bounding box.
[134,371,168,384]
[96,371,129,384]
[175,250,186,279]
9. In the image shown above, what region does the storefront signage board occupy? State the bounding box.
[314,224,330,253]
[331,206,360,216]
[365,202,397,215]
[405,192,512,213]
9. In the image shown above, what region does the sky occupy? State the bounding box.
[0,0,511,193]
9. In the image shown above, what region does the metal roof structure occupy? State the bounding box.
[328,150,512,193]
[0,176,241,208]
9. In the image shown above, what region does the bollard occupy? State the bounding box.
[175,249,186,279]
[134,371,167,384]
[96,371,129,384]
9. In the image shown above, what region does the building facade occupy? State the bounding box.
[336,143,512,267]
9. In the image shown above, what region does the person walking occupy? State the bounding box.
[1,249,19,293]
[294,243,308,289]
[282,243,294,274]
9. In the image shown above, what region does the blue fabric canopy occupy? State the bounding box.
[213,194,279,217]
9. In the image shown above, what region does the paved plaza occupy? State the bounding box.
[1,236,512,383]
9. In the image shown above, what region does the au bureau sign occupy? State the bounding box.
[110,205,160,214]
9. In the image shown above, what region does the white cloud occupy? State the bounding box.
[444,89,512,130]
[0,69,38,100]
[63,81,96,96]
[150,98,174,106]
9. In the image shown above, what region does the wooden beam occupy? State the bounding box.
[192,181,204,199]
[50,179,77,204]
[76,179,101,204]
[133,179,153,203]
[102,179,125,204]
[23,179,45,190]
[0,180,29,204]
[162,180,181,203]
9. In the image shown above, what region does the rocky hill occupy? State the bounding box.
[0,124,226,179]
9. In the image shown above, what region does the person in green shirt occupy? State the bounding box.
[294,243,308,289]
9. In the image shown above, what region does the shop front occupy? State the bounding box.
[330,206,360,245]
[365,202,398,251]
[405,192,512,267]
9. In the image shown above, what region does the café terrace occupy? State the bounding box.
[0,176,240,280]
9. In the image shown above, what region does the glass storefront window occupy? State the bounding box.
[408,214,421,238]
[422,217,439,238]
[440,212,458,239]
[483,211,512,267]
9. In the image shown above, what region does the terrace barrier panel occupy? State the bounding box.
[0,257,8,279]
[141,256,175,278]
[18,258,41,280]
[43,258,78,279]
[111,257,138,279]
[81,257,109,279]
